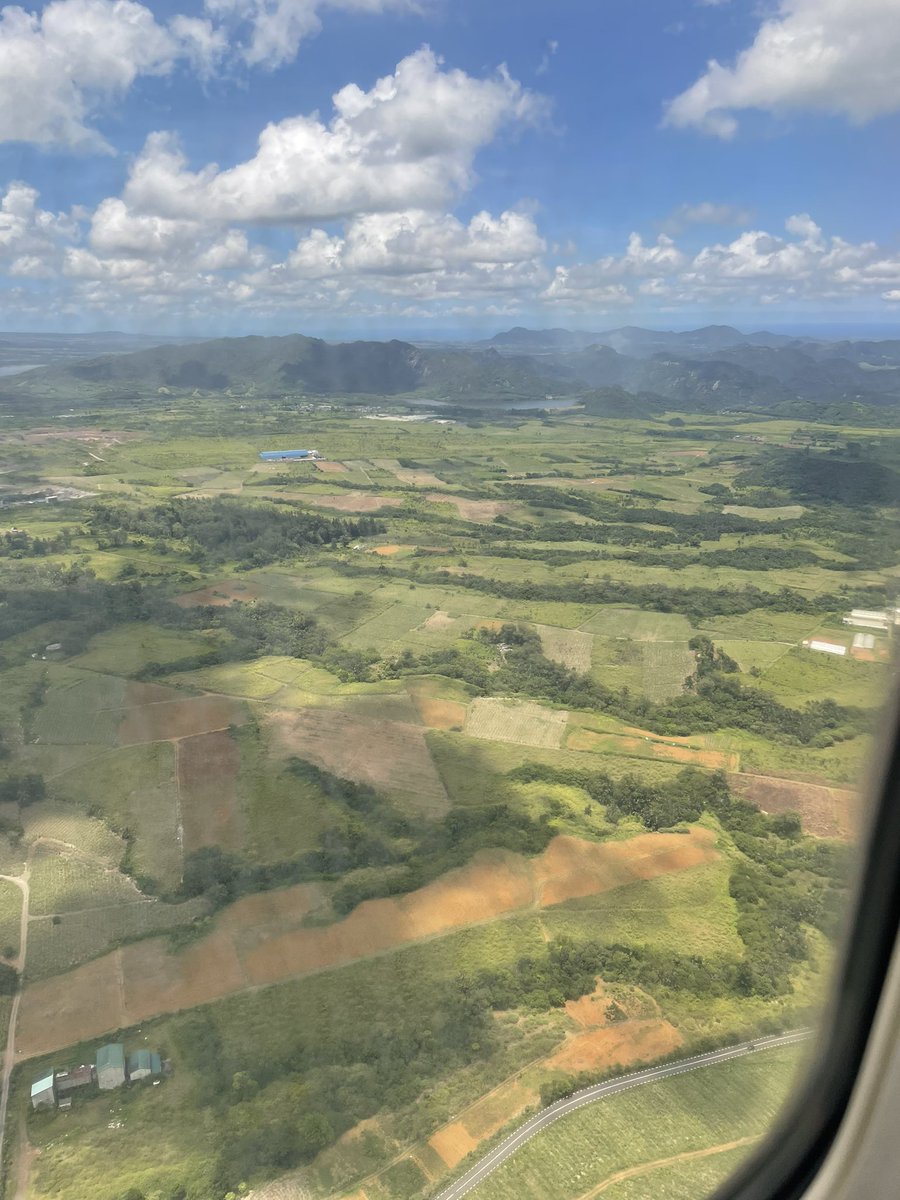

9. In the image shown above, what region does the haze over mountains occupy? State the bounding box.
[4,325,900,418]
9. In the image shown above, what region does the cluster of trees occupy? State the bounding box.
[88,497,383,567]
[0,527,77,558]
[0,773,46,806]
[736,449,900,507]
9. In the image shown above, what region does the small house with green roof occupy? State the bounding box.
[127,1050,162,1082]
[30,1073,56,1111]
[96,1043,126,1090]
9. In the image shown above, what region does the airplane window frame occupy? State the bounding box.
[708,689,900,1200]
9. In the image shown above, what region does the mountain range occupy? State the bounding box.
[4,325,900,417]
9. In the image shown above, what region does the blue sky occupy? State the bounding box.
[1,0,899,335]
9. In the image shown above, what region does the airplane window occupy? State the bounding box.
[0,2,897,1200]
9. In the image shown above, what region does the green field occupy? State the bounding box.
[468,1044,806,1200]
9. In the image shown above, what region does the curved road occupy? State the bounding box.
[433,1030,813,1200]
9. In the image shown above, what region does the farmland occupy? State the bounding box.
[0,389,894,1200]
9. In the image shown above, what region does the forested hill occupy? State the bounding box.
[5,334,566,403]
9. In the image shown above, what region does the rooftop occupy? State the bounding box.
[31,1074,54,1097]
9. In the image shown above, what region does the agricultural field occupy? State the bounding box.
[0,390,895,1200]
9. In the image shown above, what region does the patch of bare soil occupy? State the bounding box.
[425,493,515,522]
[314,460,348,473]
[729,772,861,839]
[546,1019,682,1073]
[307,493,403,513]
[119,688,246,743]
[15,830,718,1059]
[178,730,243,852]
[174,580,259,608]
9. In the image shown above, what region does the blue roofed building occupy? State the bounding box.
[127,1050,162,1082]
[96,1043,126,1090]
[258,449,319,461]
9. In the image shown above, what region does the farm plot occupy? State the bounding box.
[536,625,593,673]
[174,579,260,607]
[33,672,127,745]
[178,730,243,852]
[425,492,516,522]
[466,698,568,749]
[467,1044,804,1200]
[0,880,22,959]
[69,623,225,676]
[373,458,449,488]
[729,773,861,839]
[265,705,450,817]
[21,804,124,864]
[15,828,721,1056]
[339,602,433,653]
[406,677,470,731]
[641,641,695,701]
[28,851,145,916]
[118,686,248,743]
[54,743,182,891]
[566,727,738,771]
[305,491,403,513]
[580,608,693,641]
[26,895,207,981]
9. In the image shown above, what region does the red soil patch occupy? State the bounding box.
[266,707,449,816]
[565,984,612,1028]
[729,773,861,840]
[119,688,246,743]
[314,460,348,473]
[546,1020,682,1073]
[429,1124,479,1169]
[413,695,467,730]
[178,730,243,852]
[307,493,402,513]
[174,580,259,608]
[371,544,410,556]
[534,829,718,907]
[567,727,737,770]
[15,828,719,1059]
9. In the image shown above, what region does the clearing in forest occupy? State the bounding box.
[15,828,720,1058]
[265,706,450,816]
[466,697,569,748]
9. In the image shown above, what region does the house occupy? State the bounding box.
[30,1073,56,1111]
[96,1043,126,1090]
[55,1065,94,1094]
[127,1050,162,1082]
[258,449,319,461]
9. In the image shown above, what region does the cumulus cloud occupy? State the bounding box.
[0,0,425,150]
[123,48,547,223]
[664,0,900,137]
[0,0,185,150]
[661,202,754,235]
[206,0,422,71]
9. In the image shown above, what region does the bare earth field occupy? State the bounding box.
[537,625,594,673]
[567,727,739,771]
[177,730,243,851]
[729,773,861,839]
[306,492,403,512]
[545,1019,682,1073]
[15,828,720,1058]
[372,459,449,488]
[266,706,450,816]
[425,493,515,522]
[119,688,247,744]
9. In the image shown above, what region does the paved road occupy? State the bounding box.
[433,1030,813,1200]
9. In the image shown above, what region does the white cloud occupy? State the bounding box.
[664,0,900,137]
[124,48,547,223]
[661,201,754,235]
[206,0,422,71]
[0,0,427,150]
[0,0,184,150]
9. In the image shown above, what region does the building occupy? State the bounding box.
[803,638,847,657]
[30,1073,56,1111]
[852,633,876,651]
[842,608,900,632]
[55,1065,94,1094]
[96,1043,126,1090]
[127,1050,162,1082]
[258,449,319,461]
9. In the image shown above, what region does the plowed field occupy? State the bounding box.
[15,828,719,1058]
[729,773,861,839]
[178,730,243,851]
[119,690,247,743]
